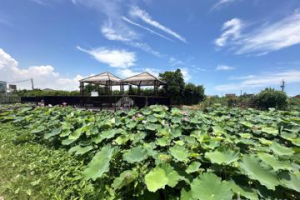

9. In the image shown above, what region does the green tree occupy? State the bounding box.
[254,88,288,110]
[183,83,205,105]
[159,69,185,104]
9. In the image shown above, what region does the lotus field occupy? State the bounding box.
[0,105,300,200]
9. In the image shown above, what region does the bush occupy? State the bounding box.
[183,83,205,105]
[254,88,288,110]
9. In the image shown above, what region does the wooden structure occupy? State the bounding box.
[122,72,166,95]
[79,72,124,95]
[21,71,170,110]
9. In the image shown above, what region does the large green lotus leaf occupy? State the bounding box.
[227,180,259,200]
[191,173,233,200]
[240,121,254,128]
[169,145,189,162]
[180,188,193,200]
[112,170,138,190]
[212,126,226,135]
[101,129,117,139]
[161,164,181,187]
[145,167,169,192]
[123,146,148,163]
[186,161,201,174]
[44,128,61,140]
[68,128,83,143]
[205,148,239,165]
[156,137,170,147]
[147,115,157,123]
[270,142,294,156]
[145,164,180,192]
[257,153,293,171]
[279,171,300,192]
[114,135,130,145]
[258,138,272,145]
[261,126,278,135]
[69,145,93,155]
[31,125,46,134]
[239,155,279,190]
[146,124,157,131]
[84,145,114,180]
[290,138,300,147]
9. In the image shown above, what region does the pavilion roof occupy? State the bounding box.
[122,72,166,86]
[79,72,122,85]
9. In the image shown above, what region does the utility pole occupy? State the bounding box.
[280,79,285,92]
[31,78,34,90]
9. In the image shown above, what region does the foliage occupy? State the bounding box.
[0,123,98,200]
[14,89,80,97]
[159,69,205,105]
[0,105,300,199]
[254,88,288,110]
[159,69,185,104]
[183,83,205,105]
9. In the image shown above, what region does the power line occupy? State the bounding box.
[7,78,34,90]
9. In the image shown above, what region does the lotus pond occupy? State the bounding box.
[0,104,299,199]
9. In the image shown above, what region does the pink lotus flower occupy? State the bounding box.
[120,107,123,110]
[62,102,67,106]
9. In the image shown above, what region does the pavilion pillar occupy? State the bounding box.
[120,83,124,95]
[154,80,158,96]
[80,82,84,107]
[129,85,132,95]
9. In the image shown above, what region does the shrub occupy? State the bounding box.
[254,88,288,110]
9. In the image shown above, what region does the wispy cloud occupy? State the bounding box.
[122,17,174,42]
[214,70,300,92]
[211,0,237,11]
[77,46,136,68]
[130,6,187,43]
[215,65,235,71]
[101,20,136,42]
[215,18,244,47]
[216,12,300,55]
[128,42,166,58]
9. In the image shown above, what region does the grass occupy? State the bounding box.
[0,123,97,200]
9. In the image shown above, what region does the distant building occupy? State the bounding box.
[294,95,300,99]
[8,84,17,92]
[225,93,236,98]
[0,81,7,93]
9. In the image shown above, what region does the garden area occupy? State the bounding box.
[0,101,299,199]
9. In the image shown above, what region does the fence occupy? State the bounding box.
[21,95,170,110]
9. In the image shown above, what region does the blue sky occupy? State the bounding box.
[1,0,300,96]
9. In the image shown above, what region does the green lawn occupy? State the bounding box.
[0,123,97,200]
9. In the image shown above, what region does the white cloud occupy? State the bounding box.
[216,12,300,55]
[237,13,300,55]
[179,68,191,82]
[214,70,300,93]
[122,16,174,42]
[215,65,235,71]
[211,0,236,10]
[0,48,83,90]
[77,46,136,68]
[130,6,187,43]
[215,18,243,47]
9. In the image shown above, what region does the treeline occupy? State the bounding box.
[202,88,300,111]
[14,89,80,97]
